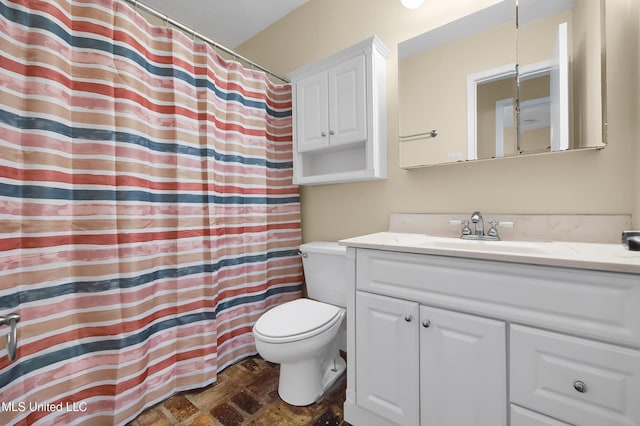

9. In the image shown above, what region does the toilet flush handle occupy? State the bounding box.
[297,250,308,259]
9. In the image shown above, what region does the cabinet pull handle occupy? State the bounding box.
[329,130,335,135]
[422,319,431,328]
[404,315,412,322]
[320,131,327,137]
[573,380,587,393]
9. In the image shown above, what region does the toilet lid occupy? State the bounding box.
[254,299,342,341]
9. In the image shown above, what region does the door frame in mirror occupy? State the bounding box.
[467,59,560,161]
[466,63,516,161]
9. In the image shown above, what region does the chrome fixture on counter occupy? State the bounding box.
[470,211,484,238]
[451,212,513,241]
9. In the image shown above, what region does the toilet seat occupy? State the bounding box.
[254,299,344,344]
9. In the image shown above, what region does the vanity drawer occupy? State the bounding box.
[511,405,571,426]
[511,325,640,426]
[354,248,640,348]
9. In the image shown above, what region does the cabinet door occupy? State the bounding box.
[356,291,419,426]
[420,305,507,426]
[328,54,367,147]
[295,70,329,152]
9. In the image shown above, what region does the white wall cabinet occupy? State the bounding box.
[296,55,366,153]
[290,36,389,185]
[344,247,640,426]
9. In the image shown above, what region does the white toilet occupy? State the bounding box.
[253,241,347,406]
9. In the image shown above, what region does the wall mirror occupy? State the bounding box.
[398,0,607,168]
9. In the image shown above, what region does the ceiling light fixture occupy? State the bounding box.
[401,0,424,9]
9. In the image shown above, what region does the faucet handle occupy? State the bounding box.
[487,220,499,237]
[449,219,472,237]
[461,219,472,236]
[492,220,513,228]
[486,220,514,240]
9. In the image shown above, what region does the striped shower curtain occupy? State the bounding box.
[0,0,302,424]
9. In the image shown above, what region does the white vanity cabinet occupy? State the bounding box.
[344,247,640,426]
[290,36,389,185]
[419,305,506,426]
[355,291,419,425]
[353,274,506,426]
[511,406,572,426]
[511,325,640,426]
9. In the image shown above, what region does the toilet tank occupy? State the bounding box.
[299,241,347,308]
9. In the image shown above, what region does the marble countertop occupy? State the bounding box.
[340,231,640,274]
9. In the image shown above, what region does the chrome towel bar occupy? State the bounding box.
[399,129,438,141]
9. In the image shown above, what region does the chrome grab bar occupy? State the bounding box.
[1,312,20,361]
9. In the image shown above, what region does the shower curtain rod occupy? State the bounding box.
[122,0,291,83]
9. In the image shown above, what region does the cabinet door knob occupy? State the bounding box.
[404,315,412,322]
[422,320,431,328]
[320,131,327,137]
[573,380,587,393]
[329,130,335,135]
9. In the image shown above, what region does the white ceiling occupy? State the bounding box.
[139,0,310,48]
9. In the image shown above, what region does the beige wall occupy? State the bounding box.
[239,0,639,242]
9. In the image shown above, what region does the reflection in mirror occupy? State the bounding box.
[475,52,564,159]
[476,72,517,159]
[518,0,606,151]
[398,0,607,169]
[398,1,516,166]
[468,63,518,160]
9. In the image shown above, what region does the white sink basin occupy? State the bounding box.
[378,234,578,257]
[425,237,548,255]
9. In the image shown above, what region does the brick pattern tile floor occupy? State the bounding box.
[127,355,350,426]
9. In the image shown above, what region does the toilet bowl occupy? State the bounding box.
[253,298,346,406]
[252,241,348,406]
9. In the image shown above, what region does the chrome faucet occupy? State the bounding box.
[452,213,513,240]
[470,211,484,237]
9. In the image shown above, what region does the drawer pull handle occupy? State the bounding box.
[573,380,587,393]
